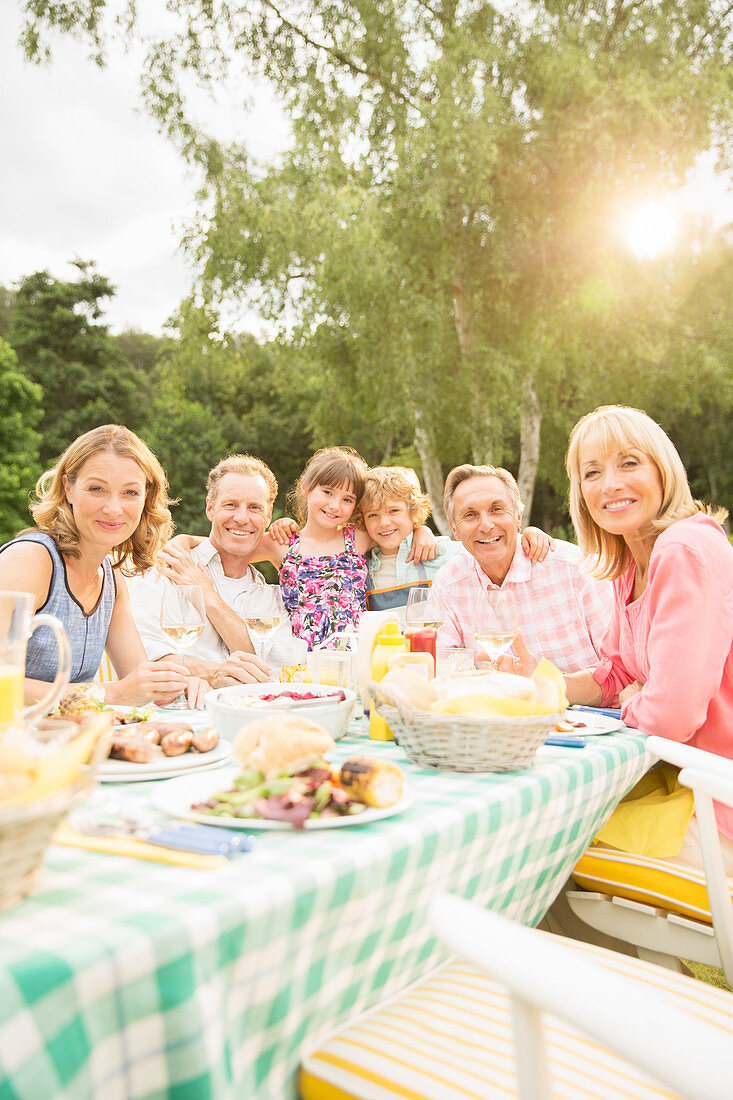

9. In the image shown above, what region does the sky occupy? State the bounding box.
[0,5,290,335]
[1,4,731,336]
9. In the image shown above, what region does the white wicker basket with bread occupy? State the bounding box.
[371,662,567,772]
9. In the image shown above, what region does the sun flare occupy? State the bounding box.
[623,201,679,260]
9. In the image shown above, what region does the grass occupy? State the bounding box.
[682,960,732,992]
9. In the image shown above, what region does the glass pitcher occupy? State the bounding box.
[0,591,72,728]
[307,629,358,694]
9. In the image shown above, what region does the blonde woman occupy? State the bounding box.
[514,404,733,864]
[0,424,207,708]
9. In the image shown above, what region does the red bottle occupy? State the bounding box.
[408,627,438,662]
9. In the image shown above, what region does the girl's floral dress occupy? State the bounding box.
[279,525,368,650]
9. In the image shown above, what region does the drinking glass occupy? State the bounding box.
[405,587,443,637]
[436,647,475,676]
[159,584,206,709]
[472,588,518,665]
[243,581,284,646]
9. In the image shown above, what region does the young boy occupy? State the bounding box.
[360,466,552,612]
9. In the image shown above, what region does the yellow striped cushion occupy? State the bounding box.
[573,848,733,925]
[299,939,733,1100]
[94,651,118,685]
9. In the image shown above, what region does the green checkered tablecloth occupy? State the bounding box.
[0,715,651,1100]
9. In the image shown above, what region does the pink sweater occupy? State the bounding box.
[593,513,733,838]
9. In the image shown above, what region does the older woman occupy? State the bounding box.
[0,424,207,708]
[512,404,733,867]
[510,404,732,873]
[564,404,732,742]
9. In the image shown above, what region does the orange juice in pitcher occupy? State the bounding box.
[0,664,24,725]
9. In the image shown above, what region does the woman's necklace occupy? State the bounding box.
[64,556,104,614]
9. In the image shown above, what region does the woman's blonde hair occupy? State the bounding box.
[290,447,368,525]
[566,405,726,579]
[30,425,173,575]
[358,466,431,527]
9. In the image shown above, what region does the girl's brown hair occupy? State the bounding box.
[566,405,727,579]
[30,424,173,575]
[290,447,368,525]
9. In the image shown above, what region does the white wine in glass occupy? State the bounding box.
[404,587,444,641]
[244,615,282,640]
[244,584,284,643]
[159,584,206,709]
[472,589,518,663]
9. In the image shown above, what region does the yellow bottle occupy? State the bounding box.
[369,634,407,740]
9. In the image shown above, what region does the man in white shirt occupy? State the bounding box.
[130,455,305,686]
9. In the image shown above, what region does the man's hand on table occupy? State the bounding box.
[211,651,273,687]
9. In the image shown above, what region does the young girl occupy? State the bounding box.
[276,447,371,649]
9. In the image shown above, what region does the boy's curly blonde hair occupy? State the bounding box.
[359,466,431,527]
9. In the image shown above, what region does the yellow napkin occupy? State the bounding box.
[54,821,227,870]
[594,762,695,858]
[428,659,568,718]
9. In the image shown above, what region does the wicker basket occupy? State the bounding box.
[371,681,564,773]
[0,718,111,914]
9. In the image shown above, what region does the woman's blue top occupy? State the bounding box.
[0,532,117,683]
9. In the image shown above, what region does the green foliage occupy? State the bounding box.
[9,263,153,467]
[14,0,733,526]
[0,338,42,542]
[0,285,15,339]
[148,302,314,520]
[143,392,229,534]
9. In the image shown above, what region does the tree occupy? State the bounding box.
[9,262,153,465]
[154,301,313,515]
[0,338,42,542]
[18,1,733,523]
[0,286,15,339]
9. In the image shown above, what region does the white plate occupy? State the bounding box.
[559,710,624,737]
[99,740,232,782]
[152,766,411,830]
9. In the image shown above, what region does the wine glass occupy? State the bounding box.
[159,584,206,709]
[243,582,284,646]
[405,587,444,638]
[472,588,518,665]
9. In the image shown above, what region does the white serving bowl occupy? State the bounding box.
[206,682,357,742]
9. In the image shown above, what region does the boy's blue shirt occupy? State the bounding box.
[367,532,463,585]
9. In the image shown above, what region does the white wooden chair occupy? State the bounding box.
[566,736,733,988]
[299,893,733,1100]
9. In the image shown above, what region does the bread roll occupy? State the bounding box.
[233,715,335,777]
[378,668,438,710]
[433,670,538,702]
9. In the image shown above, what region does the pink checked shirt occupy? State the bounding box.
[592,514,733,838]
[430,541,613,673]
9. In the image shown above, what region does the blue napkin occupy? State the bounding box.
[146,823,253,856]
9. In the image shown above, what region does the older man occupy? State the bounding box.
[430,464,612,673]
[130,455,305,687]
